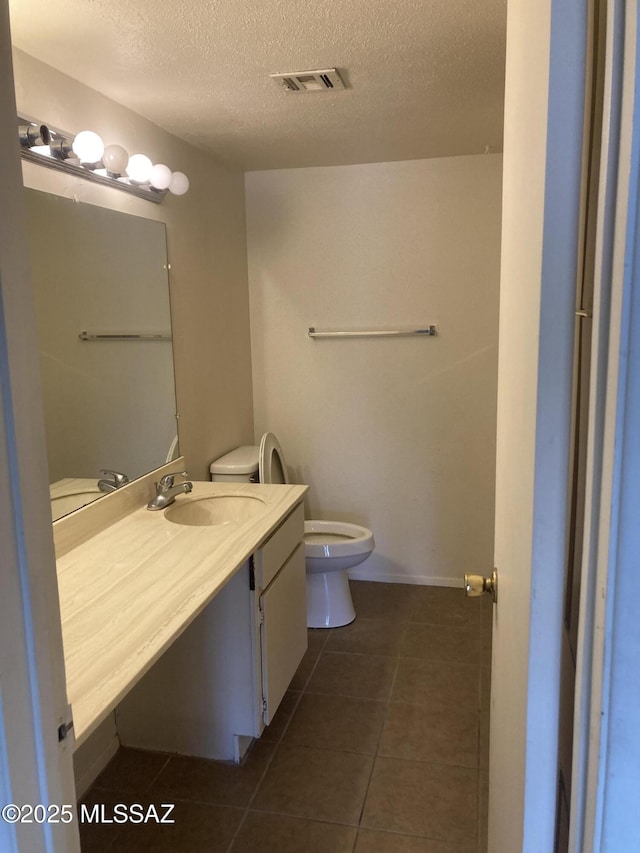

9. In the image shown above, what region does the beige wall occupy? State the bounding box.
[13,49,254,481]
[246,155,501,586]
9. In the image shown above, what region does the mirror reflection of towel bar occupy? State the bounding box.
[308,325,437,339]
[79,330,172,341]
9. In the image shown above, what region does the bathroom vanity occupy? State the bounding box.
[53,463,308,763]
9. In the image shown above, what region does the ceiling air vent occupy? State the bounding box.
[270,68,346,93]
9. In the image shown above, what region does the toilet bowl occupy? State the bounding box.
[304,520,376,574]
[304,520,375,628]
[210,434,375,628]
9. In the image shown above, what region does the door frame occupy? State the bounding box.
[0,2,79,850]
[489,0,590,848]
[492,0,640,849]
[571,1,640,849]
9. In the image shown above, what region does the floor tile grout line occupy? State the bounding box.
[224,731,294,852]
[240,803,480,846]
[354,650,399,833]
[477,766,482,853]
[236,738,481,770]
[477,710,482,851]
[249,691,304,792]
[308,649,399,660]
[95,823,121,853]
[298,690,393,704]
[244,805,361,828]
[89,757,172,801]
[296,631,331,691]
[224,806,248,853]
[143,753,172,795]
[225,677,311,852]
[231,682,308,823]
[387,651,402,704]
[357,822,484,846]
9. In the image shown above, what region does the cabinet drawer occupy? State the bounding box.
[256,501,304,589]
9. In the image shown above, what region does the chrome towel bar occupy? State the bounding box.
[79,330,172,342]
[308,325,437,339]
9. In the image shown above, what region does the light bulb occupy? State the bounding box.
[72,130,105,163]
[102,144,129,174]
[150,163,172,190]
[169,171,189,195]
[126,153,153,183]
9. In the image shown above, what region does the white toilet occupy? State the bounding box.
[210,433,375,628]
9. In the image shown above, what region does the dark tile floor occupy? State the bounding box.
[79,580,492,852]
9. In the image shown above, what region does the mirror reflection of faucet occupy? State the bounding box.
[97,469,130,493]
[147,472,193,510]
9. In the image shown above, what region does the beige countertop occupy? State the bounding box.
[56,480,307,746]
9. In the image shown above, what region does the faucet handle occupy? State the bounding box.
[99,469,129,487]
[158,471,189,489]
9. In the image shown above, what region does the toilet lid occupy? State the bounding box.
[259,432,289,484]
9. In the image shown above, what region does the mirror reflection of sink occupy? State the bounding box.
[164,494,267,527]
[51,490,102,521]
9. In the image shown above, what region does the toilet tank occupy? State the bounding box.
[210,446,259,483]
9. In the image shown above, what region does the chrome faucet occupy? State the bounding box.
[97,469,130,493]
[147,471,193,510]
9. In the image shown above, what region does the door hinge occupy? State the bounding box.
[262,698,267,712]
[249,555,255,590]
[57,719,74,742]
[258,605,265,624]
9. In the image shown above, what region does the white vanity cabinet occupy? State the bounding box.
[252,502,307,725]
[116,501,307,761]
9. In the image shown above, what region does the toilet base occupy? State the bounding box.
[306,570,356,629]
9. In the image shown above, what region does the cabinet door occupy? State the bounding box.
[260,542,307,724]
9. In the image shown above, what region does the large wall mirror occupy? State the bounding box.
[24,189,179,520]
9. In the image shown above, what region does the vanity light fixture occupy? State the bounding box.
[18,122,50,148]
[72,130,105,163]
[17,116,190,203]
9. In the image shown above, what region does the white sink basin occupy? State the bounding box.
[164,494,267,527]
[51,490,102,521]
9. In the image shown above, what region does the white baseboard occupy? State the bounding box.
[347,568,464,588]
[73,713,119,799]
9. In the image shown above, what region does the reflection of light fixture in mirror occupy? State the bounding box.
[18,123,50,148]
[169,172,190,195]
[17,115,190,203]
[102,143,129,175]
[49,135,75,160]
[150,163,172,190]
[72,130,105,163]
[127,153,153,183]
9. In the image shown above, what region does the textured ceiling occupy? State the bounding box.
[9,0,507,171]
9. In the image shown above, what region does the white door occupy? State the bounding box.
[0,5,79,850]
[488,0,591,850]
[489,0,640,850]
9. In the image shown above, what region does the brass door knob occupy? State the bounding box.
[464,568,498,604]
